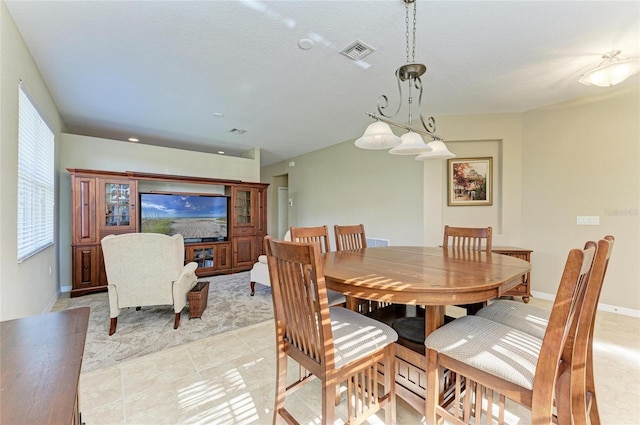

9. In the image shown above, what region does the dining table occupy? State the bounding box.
[322,245,531,412]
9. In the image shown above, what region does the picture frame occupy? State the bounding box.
[447,157,493,206]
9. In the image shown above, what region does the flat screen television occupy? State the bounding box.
[139,193,229,243]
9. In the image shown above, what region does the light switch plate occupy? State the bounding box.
[577,216,600,225]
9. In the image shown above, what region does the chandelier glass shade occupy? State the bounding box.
[389,131,432,155]
[415,139,455,160]
[354,121,401,149]
[356,0,454,160]
[579,50,640,87]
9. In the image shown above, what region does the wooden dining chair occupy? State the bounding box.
[424,238,607,425]
[476,235,614,425]
[289,225,346,307]
[290,225,332,253]
[264,236,397,425]
[334,224,367,251]
[442,225,492,252]
[442,225,493,315]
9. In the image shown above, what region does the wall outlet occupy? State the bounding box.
[576,216,600,225]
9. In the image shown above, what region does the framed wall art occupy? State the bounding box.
[448,157,493,206]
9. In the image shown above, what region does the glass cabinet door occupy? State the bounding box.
[98,179,137,231]
[234,188,257,227]
[192,247,215,269]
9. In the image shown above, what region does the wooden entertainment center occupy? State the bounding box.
[68,168,268,297]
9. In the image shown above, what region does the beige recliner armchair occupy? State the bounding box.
[101,233,198,335]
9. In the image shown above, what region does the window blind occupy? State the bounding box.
[17,81,55,262]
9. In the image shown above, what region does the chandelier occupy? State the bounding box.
[355,0,454,160]
[578,50,640,88]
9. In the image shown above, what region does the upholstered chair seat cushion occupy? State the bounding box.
[329,306,398,369]
[476,300,550,339]
[425,315,542,390]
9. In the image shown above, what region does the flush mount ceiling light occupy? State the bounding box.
[355,0,454,160]
[579,50,640,87]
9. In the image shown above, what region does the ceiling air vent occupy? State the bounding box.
[340,40,375,61]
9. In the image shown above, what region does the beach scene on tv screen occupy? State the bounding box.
[140,194,227,239]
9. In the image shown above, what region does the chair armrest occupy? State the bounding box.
[258,255,267,264]
[183,262,198,275]
[172,262,198,312]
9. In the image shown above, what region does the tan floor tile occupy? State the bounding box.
[123,373,209,424]
[80,365,122,408]
[185,332,253,371]
[120,346,197,395]
[80,399,125,425]
[233,321,276,353]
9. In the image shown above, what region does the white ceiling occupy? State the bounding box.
[6,1,640,166]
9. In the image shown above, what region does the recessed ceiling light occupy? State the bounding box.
[128,137,139,142]
[213,112,224,118]
[298,38,314,50]
[218,151,225,155]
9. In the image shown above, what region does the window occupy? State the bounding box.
[17,81,55,262]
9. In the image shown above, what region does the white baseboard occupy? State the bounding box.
[43,291,60,313]
[531,291,640,318]
[60,285,72,293]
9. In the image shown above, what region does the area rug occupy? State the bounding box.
[60,272,274,373]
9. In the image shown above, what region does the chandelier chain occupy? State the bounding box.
[405,2,410,63]
[412,1,417,63]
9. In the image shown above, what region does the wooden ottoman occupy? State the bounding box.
[188,281,210,319]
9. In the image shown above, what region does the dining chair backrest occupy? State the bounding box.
[442,225,492,252]
[566,236,614,425]
[334,224,367,251]
[265,237,334,369]
[531,242,599,421]
[290,225,331,253]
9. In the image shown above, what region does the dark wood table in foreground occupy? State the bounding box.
[1,307,90,425]
[323,246,531,412]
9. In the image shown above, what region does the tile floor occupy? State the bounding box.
[78,298,640,424]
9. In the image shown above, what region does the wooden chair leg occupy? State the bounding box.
[323,379,336,425]
[250,281,256,296]
[384,345,396,425]
[174,312,180,329]
[425,349,440,425]
[274,342,287,424]
[109,317,117,336]
[586,346,601,425]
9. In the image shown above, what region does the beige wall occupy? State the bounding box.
[1,1,64,320]
[58,134,261,290]
[522,86,639,312]
[261,139,425,249]
[262,90,639,312]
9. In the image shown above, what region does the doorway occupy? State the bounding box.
[277,187,289,239]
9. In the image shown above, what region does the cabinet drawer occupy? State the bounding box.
[507,284,528,294]
[233,226,256,236]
